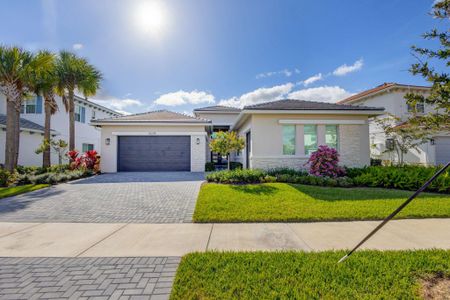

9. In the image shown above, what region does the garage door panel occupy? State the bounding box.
[435,137,450,165]
[118,136,191,172]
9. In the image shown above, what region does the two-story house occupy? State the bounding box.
[0,94,121,166]
[338,83,450,165]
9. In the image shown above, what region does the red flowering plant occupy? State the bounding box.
[307,145,346,178]
[66,150,100,172]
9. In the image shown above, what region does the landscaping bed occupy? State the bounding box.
[170,250,450,299]
[193,183,450,222]
[206,165,450,193]
[0,184,49,199]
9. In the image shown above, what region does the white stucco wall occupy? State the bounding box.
[236,113,371,170]
[0,94,119,166]
[99,124,207,172]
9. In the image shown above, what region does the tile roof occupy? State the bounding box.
[338,83,430,104]
[243,99,384,111]
[92,110,211,123]
[193,105,241,112]
[0,114,49,132]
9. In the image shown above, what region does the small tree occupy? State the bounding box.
[209,131,244,170]
[36,139,68,166]
[404,0,450,131]
[375,114,431,166]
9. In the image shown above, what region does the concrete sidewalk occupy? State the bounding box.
[0,219,449,257]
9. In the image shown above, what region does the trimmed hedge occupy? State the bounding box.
[206,165,450,193]
[347,165,450,193]
[17,169,94,185]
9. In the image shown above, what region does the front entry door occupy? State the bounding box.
[245,131,251,169]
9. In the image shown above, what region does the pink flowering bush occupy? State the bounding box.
[307,145,346,178]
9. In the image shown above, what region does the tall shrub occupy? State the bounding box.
[307,145,345,178]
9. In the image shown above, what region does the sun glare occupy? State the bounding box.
[134,1,168,36]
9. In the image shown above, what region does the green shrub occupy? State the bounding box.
[206,169,265,184]
[267,168,308,177]
[205,162,215,172]
[0,169,12,187]
[350,166,450,193]
[230,162,243,170]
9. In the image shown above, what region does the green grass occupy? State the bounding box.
[193,183,450,222]
[0,184,49,199]
[170,250,450,299]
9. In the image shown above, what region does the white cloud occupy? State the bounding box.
[256,68,299,79]
[333,59,364,76]
[288,86,353,103]
[90,95,144,115]
[219,83,294,108]
[154,90,215,106]
[301,73,323,86]
[72,43,83,50]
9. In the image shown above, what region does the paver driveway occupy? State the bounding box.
[0,172,204,223]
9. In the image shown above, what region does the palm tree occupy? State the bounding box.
[55,51,102,151]
[0,46,53,171]
[31,50,58,168]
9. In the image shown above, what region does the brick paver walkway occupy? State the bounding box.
[0,256,180,300]
[0,172,204,223]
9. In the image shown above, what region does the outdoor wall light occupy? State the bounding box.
[196,137,200,145]
[105,138,111,145]
[430,138,435,145]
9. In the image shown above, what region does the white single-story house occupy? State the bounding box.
[92,99,384,172]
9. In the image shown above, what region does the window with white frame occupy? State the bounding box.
[325,125,339,150]
[304,125,317,155]
[20,96,42,114]
[282,125,296,155]
[82,143,94,152]
[75,105,86,123]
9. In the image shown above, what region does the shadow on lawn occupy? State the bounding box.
[230,184,278,195]
[287,184,444,202]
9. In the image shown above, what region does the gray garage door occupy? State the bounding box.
[435,136,450,165]
[118,136,191,172]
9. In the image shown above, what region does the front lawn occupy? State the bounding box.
[0,184,49,199]
[170,250,450,299]
[193,183,450,222]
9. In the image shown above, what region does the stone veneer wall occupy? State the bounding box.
[339,124,366,167]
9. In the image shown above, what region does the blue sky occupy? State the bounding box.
[0,0,443,114]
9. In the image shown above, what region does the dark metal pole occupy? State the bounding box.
[338,161,450,263]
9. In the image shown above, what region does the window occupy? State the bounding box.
[325,125,339,150]
[304,125,317,155]
[82,143,94,152]
[20,96,42,114]
[282,125,296,155]
[407,102,425,113]
[75,105,86,123]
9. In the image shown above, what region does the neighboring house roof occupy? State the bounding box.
[193,105,241,113]
[338,82,431,104]
[243,99,384,111]
[74,95,122,116]
[92,110,211,125]
[0,114,57,134]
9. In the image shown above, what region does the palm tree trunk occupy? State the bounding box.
[5,100,17,172]
[68,89,75,151]
[43,97,51,168]
[13,106,20,167]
